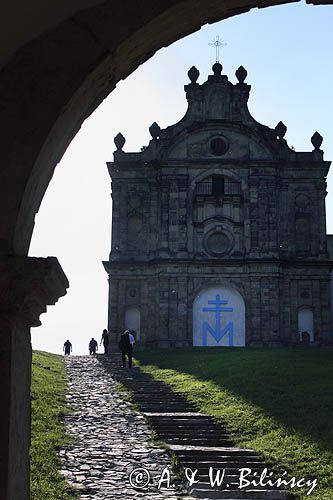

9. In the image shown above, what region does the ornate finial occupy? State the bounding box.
[114,132,125,151]
[235,66,247,84]
[311,131,323,150]
[149,122,161,140]
[275,121,287,140]
[188,66,200,84]
[209,35,227,63]
[212,62,223,76]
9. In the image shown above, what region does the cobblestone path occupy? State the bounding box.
[61,356,196,500]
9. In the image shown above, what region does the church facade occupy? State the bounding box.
[103,63,332,348]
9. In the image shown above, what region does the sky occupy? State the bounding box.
[29,2,333,355]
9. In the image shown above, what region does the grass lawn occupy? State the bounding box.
[135,347,333,499]
[31,351,77,500]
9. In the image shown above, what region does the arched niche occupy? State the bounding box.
[298,308,314,342]
[193,286,245,346]
[125,307,141,341]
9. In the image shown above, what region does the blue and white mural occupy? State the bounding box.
[193,287,245,347]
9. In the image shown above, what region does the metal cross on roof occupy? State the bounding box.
[209,35,227,63]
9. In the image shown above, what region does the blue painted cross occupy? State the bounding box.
[202,294,234,346]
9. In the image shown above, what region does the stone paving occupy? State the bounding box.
[61,355,197,500]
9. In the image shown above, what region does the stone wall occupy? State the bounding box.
[105,261,332,347]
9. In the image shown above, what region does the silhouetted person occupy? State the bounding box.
[63,340,72,356]
[301,331,310,344]
[118,330,132,368]
[89,337,98,355]
[100,329,109,354]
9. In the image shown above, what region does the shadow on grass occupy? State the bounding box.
[135,347,333,454]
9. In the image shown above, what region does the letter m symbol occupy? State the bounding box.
[202,322,234,346]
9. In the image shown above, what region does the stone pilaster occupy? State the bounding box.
[0,256,68,500]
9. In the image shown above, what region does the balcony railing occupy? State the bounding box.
[195,181,242,196]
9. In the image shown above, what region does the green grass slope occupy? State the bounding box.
[136,347,333,499]
[31,351,76,500]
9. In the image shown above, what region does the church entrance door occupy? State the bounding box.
[193,287,245,346]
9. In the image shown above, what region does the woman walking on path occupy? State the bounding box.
[100,329,109,354]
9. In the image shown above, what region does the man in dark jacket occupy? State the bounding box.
[63,339,72,355]
[118,330,132,368]
[89,338,98,355]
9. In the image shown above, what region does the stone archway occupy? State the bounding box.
[0,0,313,258]
[1,1,332,498]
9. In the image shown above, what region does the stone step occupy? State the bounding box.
[164,439,233,446]
[163,435,232,441]
[151,424,225,430]
[138,402,195,407]
[176,456,262,463]
[135,398,191,402]
[139,407,196,412]
[193,473,276,482]
[177,459,265,467]
[170,446,261,457]
[193,479,285,490]
[147,417,220,422]
[147,413,213,418]
[136,401,193,405]
[153,431,230,437]
[144,412,203,417]
[190,485,289,499]
[152,425,229,430]
[172,451,262,460]
[148,418,217,424]
[181,467,272,476]
[98,356,294,499]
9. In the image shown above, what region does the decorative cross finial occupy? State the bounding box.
[209,35,227,63]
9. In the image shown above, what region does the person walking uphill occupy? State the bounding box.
[118,330,133,368]
[63,339,72,355]
[100,329,109,354]
[89,338,98,355]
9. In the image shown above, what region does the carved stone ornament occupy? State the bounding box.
[311,131,323,150]
[206,231,231,255]
[275,121,287,140]
[203,226,233,256]
[188,66,200,84]
[149,122,161,140]
[128,288,137,298]
[235,66,247,84]
[114,132,125,151]
[212,62,223,76]
[295,194,310,209]
[0,256,68,327]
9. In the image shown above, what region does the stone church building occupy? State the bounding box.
[103,63,332,348]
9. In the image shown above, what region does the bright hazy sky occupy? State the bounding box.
[30,3,333,355]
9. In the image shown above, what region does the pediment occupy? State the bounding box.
[167,126,274,161]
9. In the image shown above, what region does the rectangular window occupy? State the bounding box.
[212,177,224,196]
